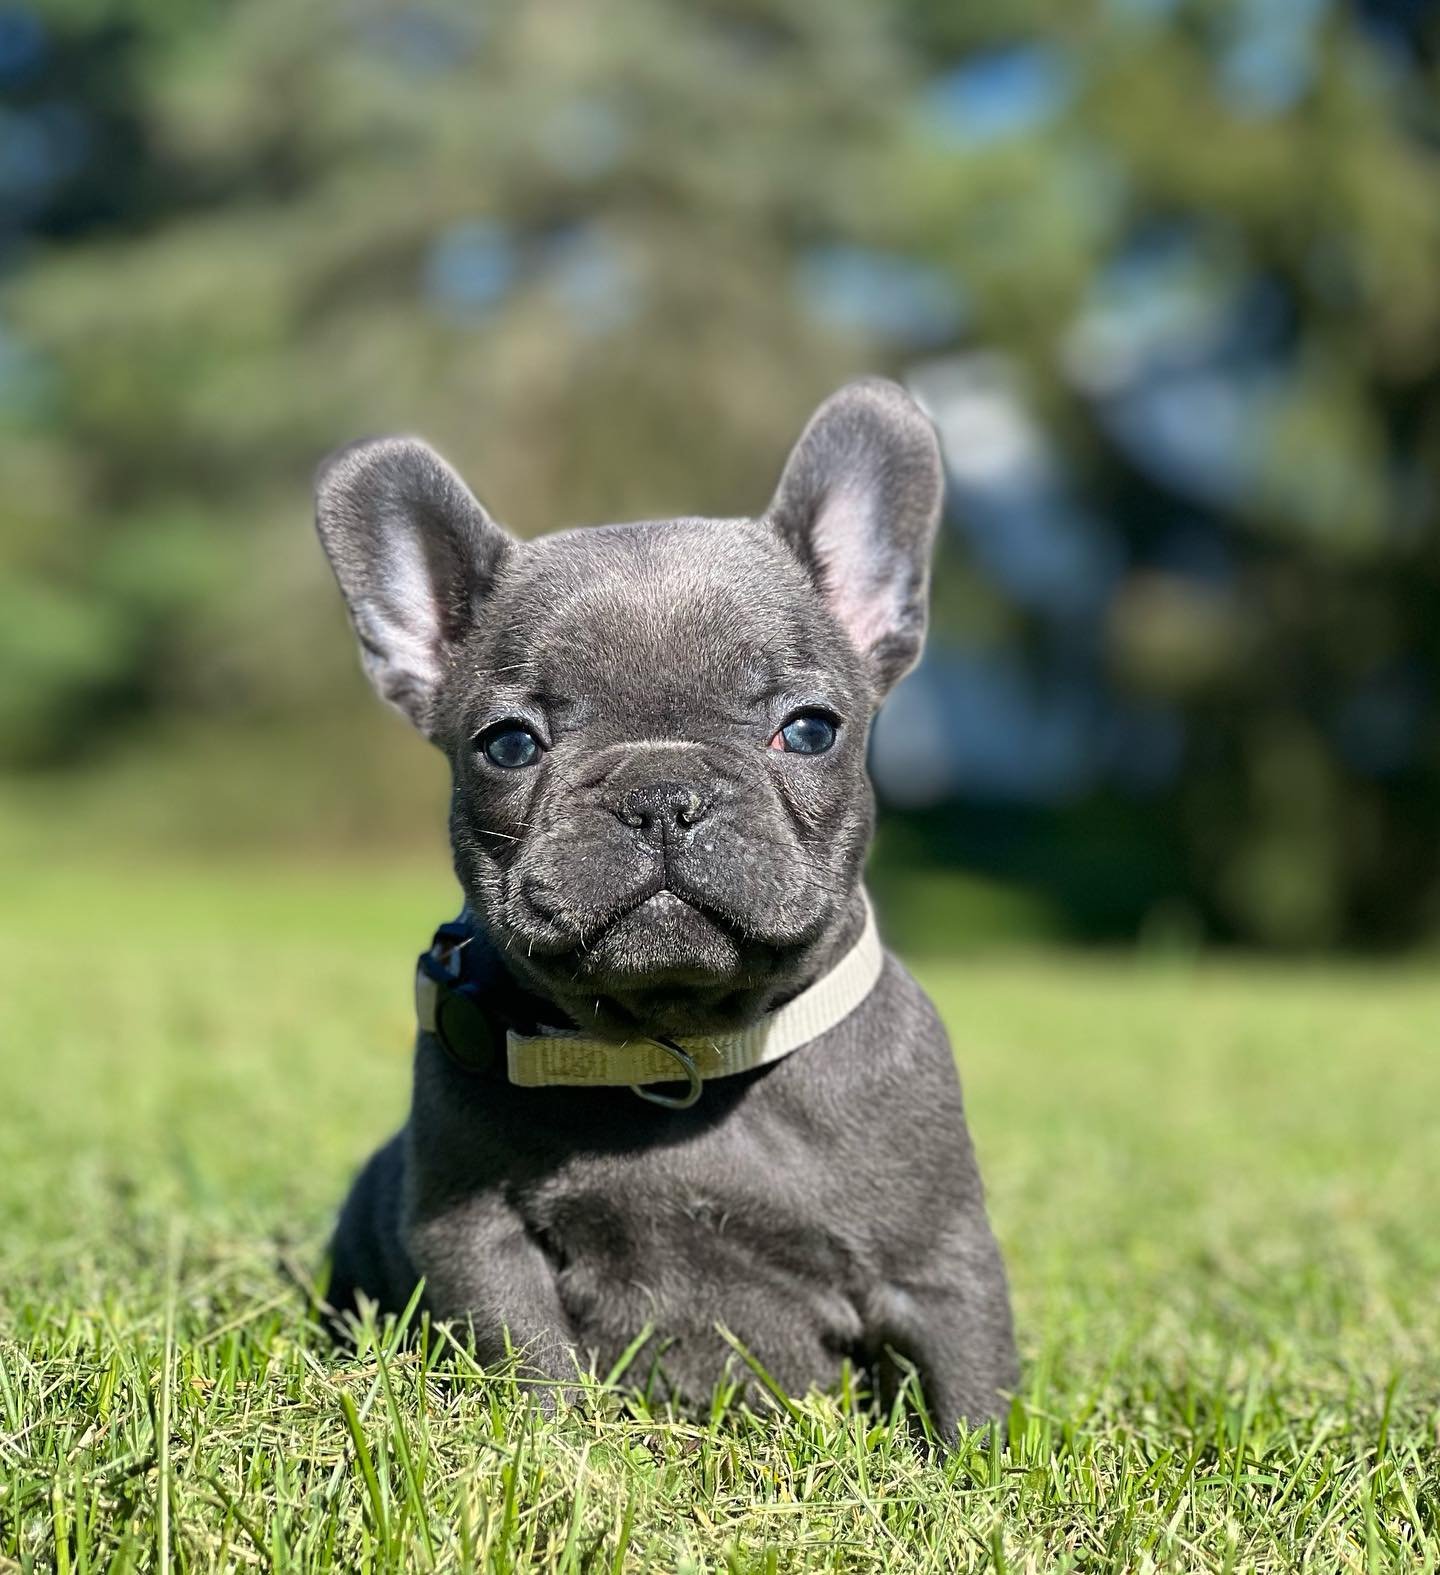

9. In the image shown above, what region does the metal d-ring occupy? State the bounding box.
[631,1036,703,1110]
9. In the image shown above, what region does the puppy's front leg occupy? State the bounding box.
[871,1238,1018,1440]
[407,1198,576,1392]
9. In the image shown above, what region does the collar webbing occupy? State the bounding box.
[505,896,882,1090]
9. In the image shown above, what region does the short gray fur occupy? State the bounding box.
[314,378,1017,1433]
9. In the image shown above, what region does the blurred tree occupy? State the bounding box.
[1,0,905,756]
[877,0,1440,946]
[2,0,1440,947]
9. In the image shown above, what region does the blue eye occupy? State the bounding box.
[479,723,542,769]
[774,712,838,755]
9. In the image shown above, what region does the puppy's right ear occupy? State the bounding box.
[314,437,512,738]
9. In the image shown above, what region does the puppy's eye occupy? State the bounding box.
[771,711,838,755]
[477,722,542,769]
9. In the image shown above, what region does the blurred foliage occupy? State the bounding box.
[3,0,1440,947]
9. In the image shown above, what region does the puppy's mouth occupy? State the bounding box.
[575,888,744,986]
[498,866,839,1037]
[517,868,757,967]
[501,854,836,1034]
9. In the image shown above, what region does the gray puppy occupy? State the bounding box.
[314,378,1016,1433]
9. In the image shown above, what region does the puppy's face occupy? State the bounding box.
[439,521,871,1034]
[316,380,942,1036]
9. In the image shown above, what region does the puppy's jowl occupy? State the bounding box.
[315,379,1016,1432]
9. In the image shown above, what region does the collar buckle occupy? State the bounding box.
[630,1037,702,1110]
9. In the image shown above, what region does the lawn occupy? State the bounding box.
[1,858,1438,1572]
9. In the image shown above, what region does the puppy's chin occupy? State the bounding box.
[578,891,742,987]
[544,891,758,1037]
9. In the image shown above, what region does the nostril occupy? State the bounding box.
[615,780,711,832]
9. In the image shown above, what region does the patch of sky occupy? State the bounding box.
[958,492,1120,622]
[1100,363,1278,511]
[541,223,641,335]
[1063,228,1294,510]
[422,220,516,319]
[0,101,88,214]
[1217,0,1328,117]
[0,6,44,82]
[872,650,1108,808]
[917,45,1075,149]
[1062,225,1243,396]
[909,355,1121,620]
[874,643,1187,808]
[796,246,965,350]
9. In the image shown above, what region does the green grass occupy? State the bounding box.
[2,858,1439,1572]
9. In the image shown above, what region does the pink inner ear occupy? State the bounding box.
[830,580,899,656]
[811,483,900,658]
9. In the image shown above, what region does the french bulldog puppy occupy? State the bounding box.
[314,378,1017,1433]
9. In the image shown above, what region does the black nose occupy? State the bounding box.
[615,780,711,835]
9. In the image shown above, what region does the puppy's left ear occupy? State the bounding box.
[767,377,944,698]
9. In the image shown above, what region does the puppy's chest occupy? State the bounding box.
[520,1159,863,1347]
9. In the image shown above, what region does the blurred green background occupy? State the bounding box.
[4,0,1440,952]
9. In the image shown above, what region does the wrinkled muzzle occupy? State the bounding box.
[498,741,840,986]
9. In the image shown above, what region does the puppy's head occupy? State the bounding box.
[315,379,942,1036]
